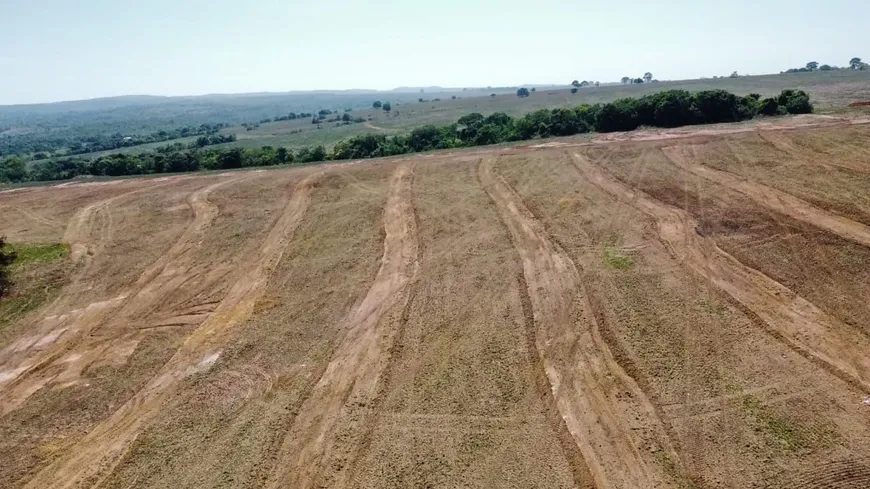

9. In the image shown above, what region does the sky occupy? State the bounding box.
[0,0,866,105]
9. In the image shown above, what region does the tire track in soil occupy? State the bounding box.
[757,130,870,175]
[479,158,681,489]
[661,145,870,249]
[21,172,320,489]
[570,152,870,394]
[0,176,245,414]
[265,163,419,489]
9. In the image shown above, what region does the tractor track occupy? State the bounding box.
[21,172,320,489]
[479,157,682,489]
[266,163,419,489]
[570,152,870,395]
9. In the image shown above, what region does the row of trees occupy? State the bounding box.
[783,57,867,73]
[0,123,228,159]
[0,88,812,184]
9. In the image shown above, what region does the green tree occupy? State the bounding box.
[341,113,351,122]
[850,57,863,70]
[571,87,578,94]
[571,80,580,88]
[633,77,644,84]
[382,102,391,113]
[490,93,496,97]
[373,101,382,108]
[0,157,27,183]
[276,147,289,163]
[820,64,832,71]
[643,72,653,83]
[530,87,536,92]
[806,61,819,71]
[0,236,15,298]
[517,88,530,97]
[621,77,630,84]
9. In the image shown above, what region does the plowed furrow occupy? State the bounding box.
[479,157,680,489]
[571,152,870,394]
[266,163,419,489]
[22,172,319,489]
[662,145,870,249]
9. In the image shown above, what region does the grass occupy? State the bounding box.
[742,395,807,451]
[603,247,633,269]
[8,243,69,268]
[0,243,70,330]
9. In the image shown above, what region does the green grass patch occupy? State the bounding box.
[603,247,633,270]
[0,282,61,327]
[742,395,807,451]
[0,243,70,331]
[9,243,69,268]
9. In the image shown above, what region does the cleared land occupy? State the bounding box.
[1,116,870,488]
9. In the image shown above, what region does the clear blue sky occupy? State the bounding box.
[0,0,865,104]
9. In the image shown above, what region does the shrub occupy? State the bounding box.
[777,89,813,114]
[758,97,780,116]
[0,236,15,298]
[596,98,640,132]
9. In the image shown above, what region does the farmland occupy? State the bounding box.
[1,113,869,488]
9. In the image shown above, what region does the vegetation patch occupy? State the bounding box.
[603,247,634,270]
[0,241,70,331]
[742,395,807,451]
[8,243,69,268]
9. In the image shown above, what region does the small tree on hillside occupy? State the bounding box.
[382,102,391,113]
[530,87,536,92]
[571,87,578,94]
[517,88,530,97]
[621,77,630,84]
[373,101,382,108]
[633,77,644,84]
[0,237,15,298]
[820,64,832,71]
[850,57,863,70]
[571,80,580,88]
[730,71,739,78]
[643,72,653,83]
[490,93,496,97]
[806,61,819,71]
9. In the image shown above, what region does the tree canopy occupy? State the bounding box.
[517,88,530,97]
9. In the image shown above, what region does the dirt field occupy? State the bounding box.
[2,117,870,489]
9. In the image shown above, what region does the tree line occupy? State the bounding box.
[0,88,811,184]
[0,123,228,159]
[782,57,866,74]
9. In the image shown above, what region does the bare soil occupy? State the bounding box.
[2,118,870,489]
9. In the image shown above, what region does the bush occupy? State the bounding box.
[777,89,813,114]
[758,97,780,116]
[0,236,15,298]
[596,98,640,132]
[517,88,530,98]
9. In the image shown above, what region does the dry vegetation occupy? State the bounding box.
[1,116,870,489]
